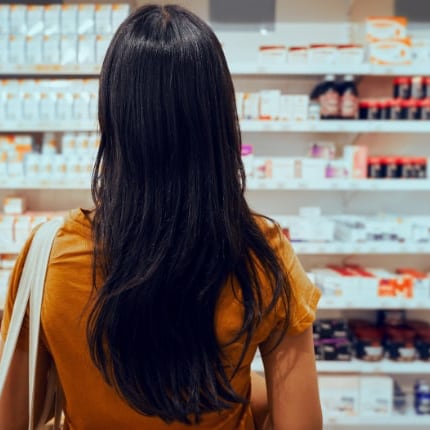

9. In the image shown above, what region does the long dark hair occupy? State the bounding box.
[88,4,290,424]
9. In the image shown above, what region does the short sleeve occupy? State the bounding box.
[0,229,37,351]
[262,220,321,337]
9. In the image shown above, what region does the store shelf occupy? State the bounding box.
[0,179,91,190]
[240,120,430,133]
[0,65,101,76]
[0,120,97,132]
[324,413,430,428]
[292,242,430,255]
[319,297,430,310]
[229,62,430,77]
[252,356,430,374]
[247,178,430,191]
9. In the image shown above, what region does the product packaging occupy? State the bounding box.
[365,17,408,41]
[44,5,61,35]
[411,38,430,64]
[308,45,337,65]
[0,5,10,34]
[319,376,360,417]
[61,5,79,34]
[112,4,131,31]
[43,35,61,64]
[27,5,44,36]
[241,145,254,178]
[60,35,78,65]
[0,35,8,66]
[8,36,26,64]
[3,197,26,215]
[258,45,286,65]
[259,90,281,120]
[235,92,244,119]
[368,38,412,65]
[78,4,96,35]
[78,35,96,64]
[26,36,44,64]
[359,377,393,416]
[287,46,308,64]
[243,93,260,120]
[337,45,364,64]
[343,146,368,179]
[9,5,27,35]
[95,4,113,34]
[95,35,112,64]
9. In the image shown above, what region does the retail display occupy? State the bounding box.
[0,4,130,66]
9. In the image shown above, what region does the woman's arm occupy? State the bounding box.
[0,336,29,430]
[0,336,50,430]
[258,327,322,430]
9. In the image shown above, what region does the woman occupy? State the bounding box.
[0,5,321,430]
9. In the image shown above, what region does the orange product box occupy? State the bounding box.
[366,17,408,41]
[368,38,411,65]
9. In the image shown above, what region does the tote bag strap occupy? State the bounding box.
[0,218,63,430]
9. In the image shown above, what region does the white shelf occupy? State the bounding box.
[0,65,101,76]
[252,356,430,374]
[324,413,430,428]
[247,178,430,191]
[0,120,97,132]
[240,120,430,133]
[292,242,430,255]
[319,297,430,310]
[229,62,430,77]
[2,63,430,78]
[0,179,91,190]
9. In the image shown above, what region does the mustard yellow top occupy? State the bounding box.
[1,209,320,430]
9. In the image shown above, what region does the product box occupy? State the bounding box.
[3,197,26,215]
[43,35,61,64]
[258,45,286,65]
[0,5,10,34]
[308,44,337,65]
[411,38,430,64]
[295,158,326,180]
[0,35,8,65]
[26,36,43,64]
[287,47,308,64]
[365,17,407,41]
[78,35,96,64]
[44,5,61,35]
[61,5,78,34]
[0,215,14,245]
[319,376,360,417]
[60,35,78,65]
[27,5,44,36]
[343,145,368,179]
[8,36,26,64]
[235,92,244,119]
[259,90,281,120]
[243,93,260,120]
[78,4,95,35]
[337,45,365,65]
[112,4,130,31]
[359,377,393,416]
[368,38,412,65]
[9,5,27,35]
[95,4,113,34]
[14,215,32,244]
[241,144,253,178]
[265,157,295,180]
[95,35,112,64]
[312,268,345,299]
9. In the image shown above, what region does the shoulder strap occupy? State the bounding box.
[0,218,63,429]
[28,219,64,430]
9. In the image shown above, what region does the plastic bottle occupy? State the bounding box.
[319,74,339,119]
[339,75,359,119]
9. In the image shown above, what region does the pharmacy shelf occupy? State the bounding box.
[324,413,430,428]
[229,62,430,77]
[240,120,430,133]
[0,179,91,190]
[247,178,430,191]
[0,120,97,132]
[252,356,430,374]
[319,297,430,310]
[292,242,430,255]
[2,63,430,78]
[0,243,22,254]
[0,64,101,76]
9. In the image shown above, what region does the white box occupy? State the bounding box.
[61,5,78,34]
[243,93,260,120]
[14,216,32,243]
[8,36,26,64]
[319,376,360,418]
[366,17,407,41]
[359,377,393,416]
[43,35,61,64]
[280,95,293,121]
[95,34,111,64]
[308,45,337,65]
[112,4,130,31]
[95,4,112,35]
[259,90,281,120]
[368,38,411,65]
[287,47,308,64]
[78,35,96,64]
[296,158,327,180]
[0,35,8,65]
[337,45,365,65]
[26,36,44,64]
[258,45,286,65]
[291,95,309,121]
[60,35,78,65]
[43,5,61,35]
[78,4,95,35]
[9,5,27,35]
[235,92,244,119]
[0,215,14,245]
[0,5,10,34]
[3,197,26,215]
[27,5,44,36]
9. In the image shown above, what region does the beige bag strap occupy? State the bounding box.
[0,218,64,430]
